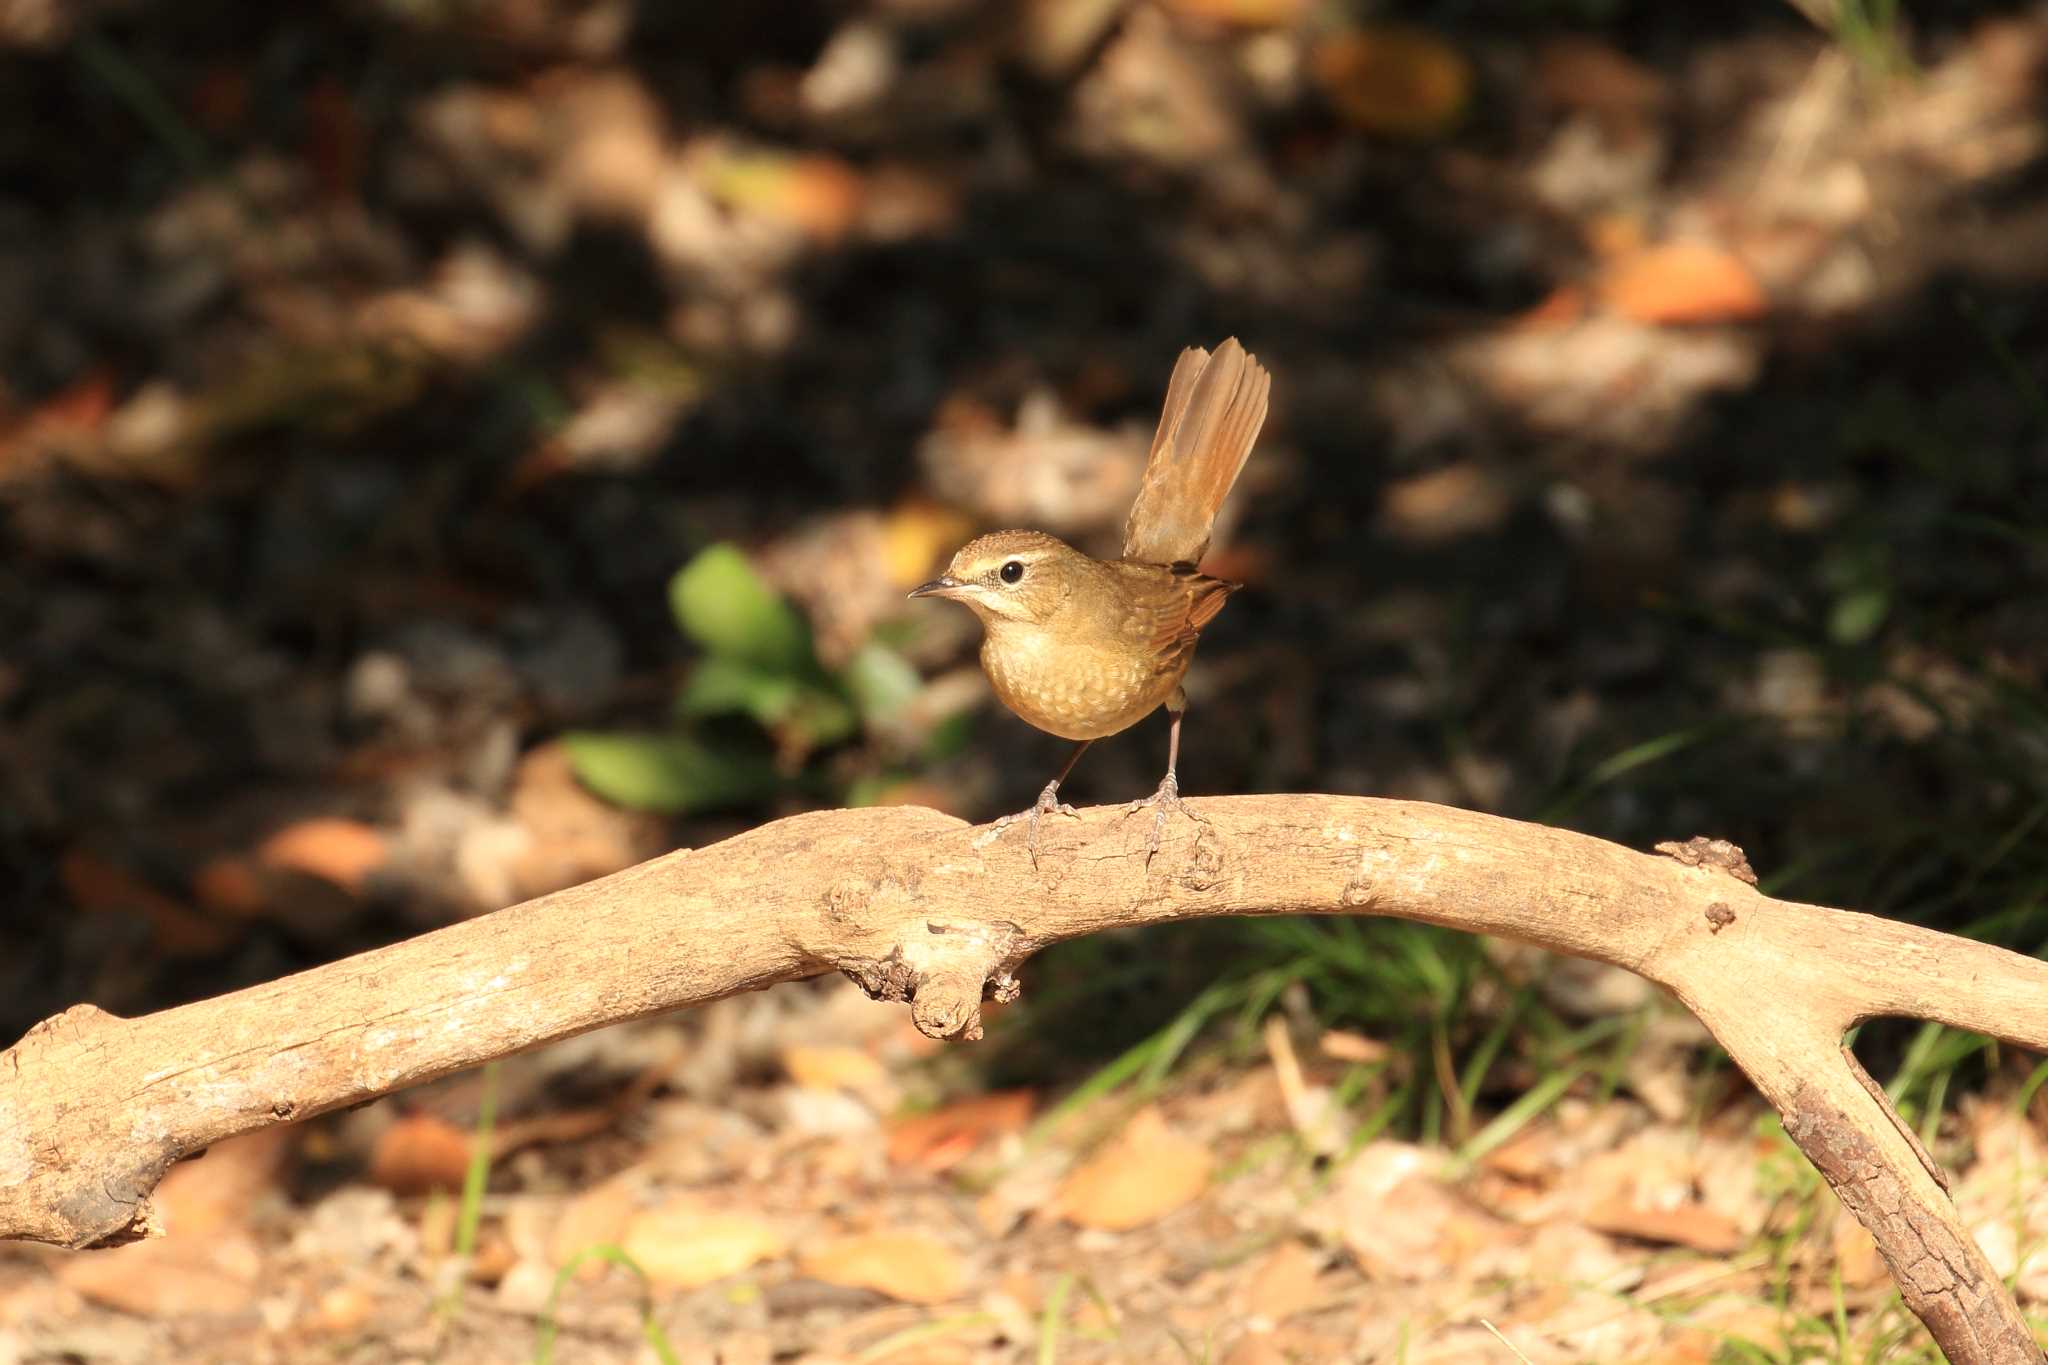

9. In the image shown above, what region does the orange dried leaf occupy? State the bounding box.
[1600,242,1768,326]
[192,855,268,917]
[707,151,865,244]
[1311,27,1472,139]
[799,1232,969,1305]
[1514,284,1588,331]
[59,1235,263,1317]
[1534,39,1665,116]
[1049,1107,1212,1230]
[544,1178,638,1268]
[1236,1241,1325,1323]
[887,1090,1036,1171]
[36,368,118,434]
[1162,0,1308,27]
[782,1043,889,1092]
[60,848,237,956]
[257,817,388,894]
[155,1128,297,1236]
[369,1112,475,1194]
[1584,1197,1746,1255]
[1831,1215,1889,1287]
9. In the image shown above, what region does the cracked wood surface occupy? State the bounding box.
[3,796,2045,1362]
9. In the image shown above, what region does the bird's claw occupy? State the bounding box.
[973,782,1080,863]
[1123,771,1204,863]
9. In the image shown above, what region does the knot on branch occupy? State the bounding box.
[1654,835,1758,885]
[839,919,1022,1043]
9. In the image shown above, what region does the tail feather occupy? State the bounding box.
[1122,338,1270,566]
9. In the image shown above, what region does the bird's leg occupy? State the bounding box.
[975,739,1092,861]
[1124,699,1206,861]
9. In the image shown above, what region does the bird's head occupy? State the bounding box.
[908,530,1083,626]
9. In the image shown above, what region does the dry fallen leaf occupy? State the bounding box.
[1048,1107,1213,1230]
[887,1090,1036,1172]
[1160,0,1308,27]
[53,1129,288,1313]
[1313,1140,1514,1282]
[799,1232,969,1305]
[622,1199,788,1288]
[60,847,239,956]
[191,855,269,917]
[1831,1214,1889,1288]
[369,1112,476,1195]
[1599,241,1768,326]
[58,1233,265,1317]
[1585,1197,1747,1255]
[1514,284,1590,331]
[1311,27,1472,139]
[1233,1240,1326,1324]
[1379,462,1515,545]
[1533,38,1666,118]
[703,149,866,244]
[550,1171,645,1275]
[305,1282,379,1335]
[257,817,389,894]
[782,1043,889,1093]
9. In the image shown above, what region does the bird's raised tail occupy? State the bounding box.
[1121,338,1271,567]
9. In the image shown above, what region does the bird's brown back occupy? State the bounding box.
[1122,339,1271,568]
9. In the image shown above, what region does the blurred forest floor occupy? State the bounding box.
[4,0,2048,1359]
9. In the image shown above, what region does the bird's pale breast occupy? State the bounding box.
[980,623,1184,741]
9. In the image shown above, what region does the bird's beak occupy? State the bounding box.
[908,575,968,599]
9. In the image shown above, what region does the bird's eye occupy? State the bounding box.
[999,560,1024,584]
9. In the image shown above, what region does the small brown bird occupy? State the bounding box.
[910,338,1271,856]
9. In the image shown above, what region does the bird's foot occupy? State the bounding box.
[973,780,1080,863]
[1122,771,1205,863]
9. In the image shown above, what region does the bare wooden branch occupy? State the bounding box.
[4,797,2044,1362]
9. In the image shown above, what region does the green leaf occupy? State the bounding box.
[1829,587,1889,645]
[844,774,897,808]
[678,656,803,722]
[564,731,779,814]
[782,685,859,748]
[921,712,972,763]
[669,544,813,672]
[839,640,924,723]
[676,658,857,750]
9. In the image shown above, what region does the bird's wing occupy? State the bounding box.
[1122,338,1271,567]
[1113,562,1239,665]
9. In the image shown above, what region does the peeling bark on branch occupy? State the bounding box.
[3,797,2045,1362]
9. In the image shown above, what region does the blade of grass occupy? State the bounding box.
[72,34,215,179]
[1037,1274,1075,1365]
[437,1060,499,1320]
[855,1314,998,1364]
[1451,1064,1588,1173]
[1457,986,1534,1114]
[1541,724,1718,824]
[2014,1058,2048,1117]
[1025,981,1243,1150]
[533,1245,680,1365]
